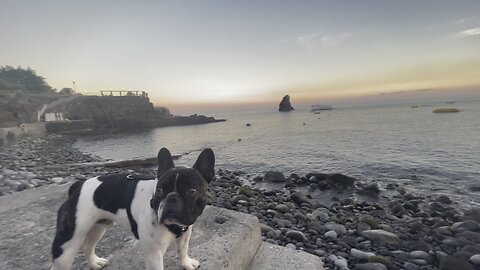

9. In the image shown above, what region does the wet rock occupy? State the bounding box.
[311,208,329,221]
[439,256,475,270]
[327,173,356,188]
[285,243,296,250]
[335,258,348,269]
[470,254,480,265]
[290,192,312,205]
[410,250,432,262]
[325,222,347,235]
[274,204,289,213]
[264,171,285,182]
[260,223,274,234]
[286,230,307,242]
[362,183,381,195]
[403,262,419,270]
[451,220,480,232]
[359,214,378,229]
[305,172,329,182]
[358,222,371,234]
[463,208,480,223]
[361,230,400,245]
[325,230,337,239]
[237,186,255,197]
[351,248,375,260]
[403,240,432,252]
[436,195,452,204]
[354,263,387,270]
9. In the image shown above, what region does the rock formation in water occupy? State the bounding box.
[278,95,294,112]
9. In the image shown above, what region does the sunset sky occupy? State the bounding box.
[1,0,479,113]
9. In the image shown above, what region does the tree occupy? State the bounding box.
[59,87,76,95]
[0,66,54,92]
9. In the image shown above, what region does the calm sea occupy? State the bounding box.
[75,100,480,206]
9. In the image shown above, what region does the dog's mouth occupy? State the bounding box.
[159,213,186,226]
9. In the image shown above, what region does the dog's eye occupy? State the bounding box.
[186,188,197,196]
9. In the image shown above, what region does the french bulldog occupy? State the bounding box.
[51,148,214,270]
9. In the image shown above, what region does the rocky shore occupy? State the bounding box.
[1,136,479,270]
[209,170,480,270]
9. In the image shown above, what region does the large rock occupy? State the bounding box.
[361,230,400,245]
[327,173,356,188]
[278,95,294,112]
[264,171,286,182]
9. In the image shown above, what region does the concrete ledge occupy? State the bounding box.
[248,242,324,270]
[0,184,262,270]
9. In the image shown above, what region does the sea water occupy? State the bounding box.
[75,100,480,206]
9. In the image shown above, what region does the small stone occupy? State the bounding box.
[358,222,371,233]
[335,258,348,268]
[359,215,378,229]
[361,230,400,245]
[354,263,387,270]
[260,223,274,234]
[311,208,329,221]
[325,222,347,235]
[351,248,375,260]
[286,230,307,242]
[51,177,64,183]
[285,243,296,250]
[274,204,289,213]
[264,171,285,182]
[325,230,337,239]
[470,254,480,265]
[403,262,418,270]
[436,195,452,204]
[451,220,480,232]
[440,256,475,270]
[237,186,255,197]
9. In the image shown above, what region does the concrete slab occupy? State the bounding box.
[0,184,262,270]
[247,242,324,270]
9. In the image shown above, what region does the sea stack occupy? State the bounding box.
[279,95,294,112]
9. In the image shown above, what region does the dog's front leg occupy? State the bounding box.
[176,226,200,270]
[143,249,164,270]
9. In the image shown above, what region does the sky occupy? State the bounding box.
[1,0,480,114]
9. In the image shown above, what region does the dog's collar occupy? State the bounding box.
[165,224,190,238]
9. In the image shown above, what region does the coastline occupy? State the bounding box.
[1,135,479,269]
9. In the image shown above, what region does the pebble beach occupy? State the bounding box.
[1,135,479,270]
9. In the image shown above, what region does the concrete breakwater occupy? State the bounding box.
[1,135,480,269]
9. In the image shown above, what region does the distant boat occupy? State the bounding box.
[433,108,460,113]
[311,104,333,112]
[446,101,456,104]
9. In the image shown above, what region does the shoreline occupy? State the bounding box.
[1,135,479,269]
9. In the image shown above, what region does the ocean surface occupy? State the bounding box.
[74,100,480,207]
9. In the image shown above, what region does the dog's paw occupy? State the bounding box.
[181,257,200,270]
[89,256,109,270]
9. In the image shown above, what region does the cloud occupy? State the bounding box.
[297,32,353,48]
[455,27,480,38]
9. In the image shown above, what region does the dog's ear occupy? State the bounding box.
[157,148,174,177]
[193,148,215,183]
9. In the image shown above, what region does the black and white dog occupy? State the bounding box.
[51,148,214,270]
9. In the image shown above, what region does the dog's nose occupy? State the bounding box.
[165,193,180,203]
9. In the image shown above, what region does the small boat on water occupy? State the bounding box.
[311,104,333,112]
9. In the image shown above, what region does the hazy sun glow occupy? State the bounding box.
[1,0,479,113]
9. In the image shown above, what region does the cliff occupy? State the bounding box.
[62,95,224,131]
